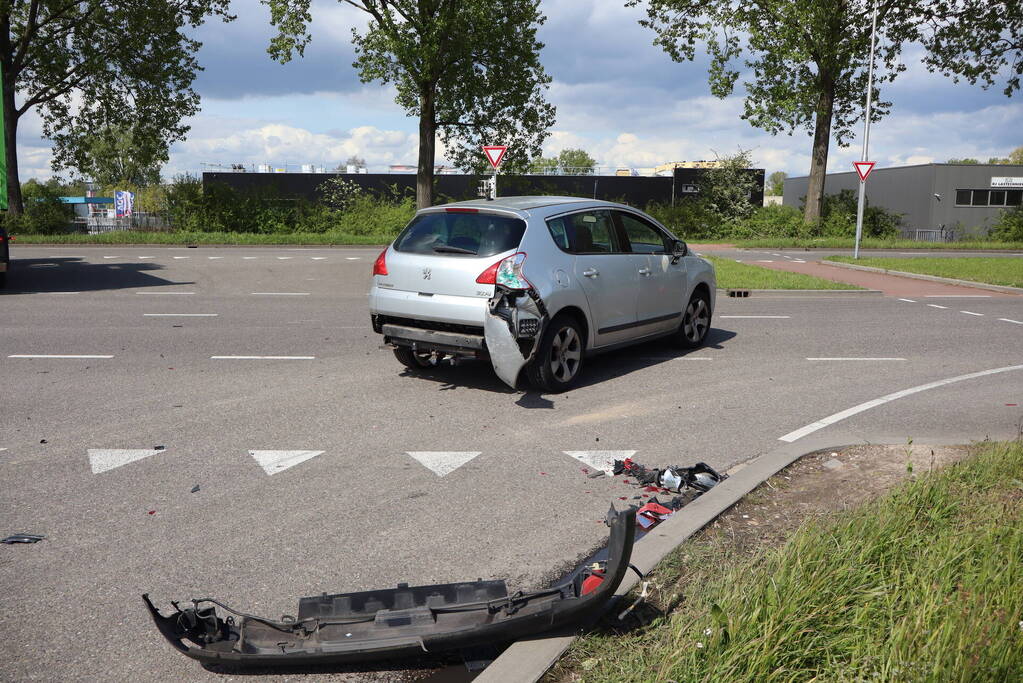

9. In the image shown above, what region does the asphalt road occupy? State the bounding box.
[1,245,1021,682]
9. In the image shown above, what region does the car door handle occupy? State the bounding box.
[582,268,599,278]
[638,267,651,276]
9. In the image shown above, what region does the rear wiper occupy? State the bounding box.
[432,245,477,255]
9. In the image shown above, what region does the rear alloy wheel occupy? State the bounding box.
[393,346,436,370]
[527,314,584,393]
[675,291,711,348]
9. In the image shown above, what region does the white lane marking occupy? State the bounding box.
[720,315,791,319]
[210,355,315,360]
[897,298,916,303]
[779,363,1023,443]
[735,259,742,263]
[927,304,948,309]
[346,257,361,260]
[0,447,6,452]
[807,357,905,361]
[406,451,481,477]
[793,259,807,263]
[564,450,636,476]
[960,310,984,316]
[136,291,195,295]
[173,256,190,259]
[999,318,1023,325]
[138,256,155,259]
[924,295,991,298]
[103,255,118,259]
[88,448,165,474]
[249,450,324,476]
[143,313,218,317]
[771,253,781,256]
[756,259,775,263]
[8,354,113,359]
[208,256,224,260]
[311,257,327,260]
[243,256,258,260]
[251,292,310,296]
[277,256,293,260]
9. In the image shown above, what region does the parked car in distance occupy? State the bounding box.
[368,196,716,392]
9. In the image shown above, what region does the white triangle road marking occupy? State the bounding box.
[249,450,324,475]
[406,451,481,477]
[88,448,165,474]
[563,450,637,475]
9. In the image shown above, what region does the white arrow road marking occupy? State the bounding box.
[88,448,165,474]
[563,450,637,475]
[249,450,325,475]
[406,451,481,477]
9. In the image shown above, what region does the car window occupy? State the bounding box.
[616,212,671,254]
[393,212,526,258]
[547,210,621,254]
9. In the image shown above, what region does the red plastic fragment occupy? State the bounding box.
[644,486,659,492]
[147,510,156,515]
[618,497,627,500]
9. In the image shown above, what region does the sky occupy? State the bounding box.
[14,0,1023,181]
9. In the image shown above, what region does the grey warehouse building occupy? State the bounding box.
[784,163,1023,239]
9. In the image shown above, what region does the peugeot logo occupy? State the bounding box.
[422,268,432,280]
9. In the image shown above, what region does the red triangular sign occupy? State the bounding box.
[853,161,875,181]
[483,145,507,169]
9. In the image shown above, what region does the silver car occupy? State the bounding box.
[369,196,716,392]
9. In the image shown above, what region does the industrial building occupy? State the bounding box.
[784,163,1023,239]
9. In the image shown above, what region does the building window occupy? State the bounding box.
[955,189,1023,207]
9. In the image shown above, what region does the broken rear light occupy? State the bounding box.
[372,248,388,276]
[476,252,529,289]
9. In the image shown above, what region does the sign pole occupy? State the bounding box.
[853,0,878,260]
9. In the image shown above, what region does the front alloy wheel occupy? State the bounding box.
[677,292,711,348]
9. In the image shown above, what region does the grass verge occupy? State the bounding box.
[732,237,1023,250]
[706,255,861,290]
[827,255,1023,288]
[557,441,1023,682]
[10,231,391,245]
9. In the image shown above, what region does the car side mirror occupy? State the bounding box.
[671,240,687,263]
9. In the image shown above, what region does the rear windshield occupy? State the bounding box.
[393,212,526,258]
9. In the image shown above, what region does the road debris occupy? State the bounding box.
[2,533,45,544]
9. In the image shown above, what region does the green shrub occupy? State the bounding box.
[1,179,76,234]
[989,206,1023,242]
[728,204,808,239]
[333,194,415,237]
[646,199,722,239]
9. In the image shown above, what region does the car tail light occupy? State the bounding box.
[476,252,529,289]
[372,248,388,276]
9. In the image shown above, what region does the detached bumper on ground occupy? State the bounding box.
[144,506,636,669]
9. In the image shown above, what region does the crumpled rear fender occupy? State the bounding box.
[484,284,549,389]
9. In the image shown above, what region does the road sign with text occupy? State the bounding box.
[853,161,875,182]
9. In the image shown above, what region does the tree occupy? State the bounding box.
[947,157,980,164]
[78,125,163,187]
[528,148,597,174]
[265,0,555,209]
[766,170,787,196]
[0,1,232,214]
[337,155,367,171]
[629,1,1023,223]
[698,149,759,223]
[987,146,1023,165]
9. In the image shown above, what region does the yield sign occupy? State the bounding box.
[853,161,875,182]
[482,145,507,169]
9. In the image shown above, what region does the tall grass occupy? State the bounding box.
[569,441,1023,682]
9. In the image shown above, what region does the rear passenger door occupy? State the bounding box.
[548,210,639,347]
[614,210,686,335]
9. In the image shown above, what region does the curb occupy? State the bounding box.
[476,434,853,683]
[822,260,1023,295]
[718,288,882,298]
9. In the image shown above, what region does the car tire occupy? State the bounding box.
[674,289,712,348]
[527,313,585,393]
[393,346,436,370]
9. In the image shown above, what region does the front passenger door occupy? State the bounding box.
[614,211,687,335]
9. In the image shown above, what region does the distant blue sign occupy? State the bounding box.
[114,190,135,217]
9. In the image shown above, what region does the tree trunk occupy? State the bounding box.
[803,76,836,224]
[416,89,436,210]
[0,19,21,215]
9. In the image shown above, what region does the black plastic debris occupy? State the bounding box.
[154,445,166,451]
[612,458,726,494]
[2,533,45,544]
[190,485,200,494]
[39,439,47,444]
[144,506,637,669]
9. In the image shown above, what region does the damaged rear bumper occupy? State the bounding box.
[144,506,635,669]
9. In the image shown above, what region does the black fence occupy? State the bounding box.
[203,167,764,209]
